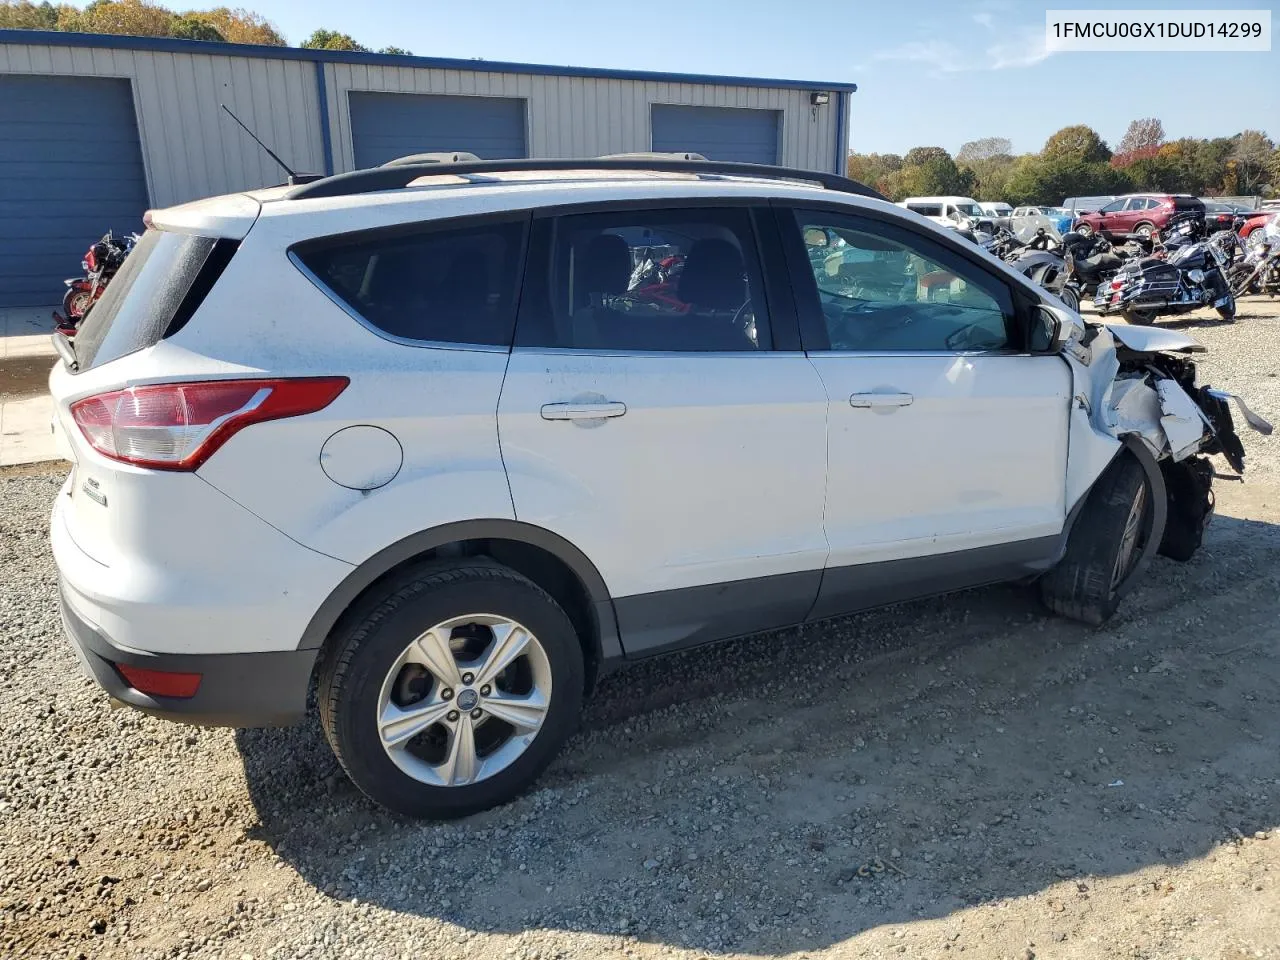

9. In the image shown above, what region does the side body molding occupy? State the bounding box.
[296,519,623,664]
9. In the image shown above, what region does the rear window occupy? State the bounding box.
[906,203,944,217]
[293,217,528,347]
[72,229,232,372]
[1173,196,1205,212]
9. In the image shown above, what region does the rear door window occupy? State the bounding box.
[907,203,943,217]
[293,216,528,347]
[72,229,232,372]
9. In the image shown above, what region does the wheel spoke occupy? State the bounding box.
[474,622,531,687]
[439,715,479,785]
[378,697,453,749]
[410,626,462,687]
[482,689,548,732]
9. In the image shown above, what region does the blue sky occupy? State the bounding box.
[244,0,1278,155]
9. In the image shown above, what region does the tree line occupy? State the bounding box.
[0,0,406,53]
[850,120,1279,205]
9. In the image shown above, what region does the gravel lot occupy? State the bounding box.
[3,301,1280,960]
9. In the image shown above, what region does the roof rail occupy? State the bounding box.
[382,151,481,166]
[285,157,886,202]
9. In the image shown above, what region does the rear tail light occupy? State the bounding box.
[70,377,348,470]
[115,664,202,698]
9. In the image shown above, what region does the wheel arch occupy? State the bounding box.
[299,519,623,691]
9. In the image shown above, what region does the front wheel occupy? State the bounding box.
[1040,454,1160,625]
[318,563,585,818]
[1058,285,1081,313]
[1122,308,1157,326]
[1076,222,1093,238]
[1215,293,1236,321]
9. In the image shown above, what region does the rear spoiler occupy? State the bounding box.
[146,193,262,240]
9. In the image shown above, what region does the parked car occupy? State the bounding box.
[1073,194,1205,241]
[1011,205,1074,236]
[978,202,1013,230]
[1202,200,1251,233]
[898,195,993,232]
[48,157,1268,819]
[1062,196,1116,216]
[1240,210,1277,244]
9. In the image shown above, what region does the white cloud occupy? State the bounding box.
[973,11,995,29]
[871,25,1054,75]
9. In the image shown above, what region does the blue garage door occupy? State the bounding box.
[349,92,527,167]
[0,75,150,307]
[651,105,780,164]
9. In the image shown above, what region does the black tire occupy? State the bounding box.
[1058,286,1081,313]
[1133,221,1155,240]
[62,285,92,320]
[1040,455,1158,626]
[1215,293,1236,321]
[318,563,585,819]
[1122,308,1157,326]
[1076,222,1093,238]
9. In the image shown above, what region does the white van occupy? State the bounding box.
[898,196,991,231]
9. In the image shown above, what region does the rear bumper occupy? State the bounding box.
[59,583,316,727]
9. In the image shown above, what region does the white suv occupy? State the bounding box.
[48,158,1269,819]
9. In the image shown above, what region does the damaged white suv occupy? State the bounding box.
[48,158,1270,819]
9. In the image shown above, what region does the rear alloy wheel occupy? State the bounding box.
[319,564,584,818]
[1134,221,1156,240]
[1076,222,1093,238]
[1040,455,1161,625]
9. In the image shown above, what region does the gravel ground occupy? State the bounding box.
[3,301,1280,960]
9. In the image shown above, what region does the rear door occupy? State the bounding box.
[497,202,829,655]
[776,203,1072,619]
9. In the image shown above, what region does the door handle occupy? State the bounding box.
[850,392,913,408]
[540,401,627,421]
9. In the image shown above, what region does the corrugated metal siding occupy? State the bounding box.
[324,65,839,173]
[0,42,326,207]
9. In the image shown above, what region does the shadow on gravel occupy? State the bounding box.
[236,514,1280,955]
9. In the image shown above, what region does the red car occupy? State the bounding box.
[1073,194,1205,241]
[1240,210,1277,242]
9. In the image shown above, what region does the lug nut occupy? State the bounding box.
[441,688,454,700]
[470,708,483,720]
[446,710,459,723]
[461,672,475,684]
[479,685,491,696]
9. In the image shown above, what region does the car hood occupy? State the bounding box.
[1103,324,1206,354]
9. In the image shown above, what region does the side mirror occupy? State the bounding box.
[1030,303,1072,353]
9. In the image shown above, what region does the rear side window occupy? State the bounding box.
[294,218,528,347]
[73,230,231,372]
[906,203,943,217]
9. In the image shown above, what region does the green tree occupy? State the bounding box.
[1042,125,1112,165]
[1228,130,1276,195]
[0,1,61,29]
[1003,154,1131,206]
[847,152,903,187]
[378,45,410,55]
[301,28,368,51]
[170,12,221,39]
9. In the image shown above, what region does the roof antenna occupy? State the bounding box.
[220,103,323,185]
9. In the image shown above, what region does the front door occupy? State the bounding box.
[777,204,1073,619]
[497,204,829,654]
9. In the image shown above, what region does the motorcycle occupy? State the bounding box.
[51,230,138,337]
[1094,224,1235,325]
[1228,238,1280,298]
[1050,232,1131,313]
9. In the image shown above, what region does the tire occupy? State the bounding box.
[318,563,585,819]
[1134,221,1156,240]
[62,285,92,320]
[1076,222,1093,238]
[1040,454,1158,626]
[1215,293,1236,321]
[1058,286,1081,313]
[1122,308,1157,326]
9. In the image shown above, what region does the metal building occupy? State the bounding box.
[0,29,854,307]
